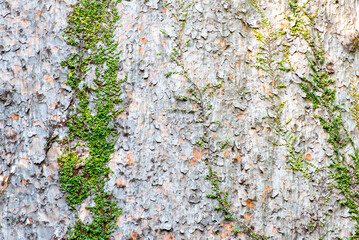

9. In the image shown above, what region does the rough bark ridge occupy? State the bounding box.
[1,0,359,239]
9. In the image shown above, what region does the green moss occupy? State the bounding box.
[60,0,124,239]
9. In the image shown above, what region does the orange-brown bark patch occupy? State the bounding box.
[11,114,19,120]
[131,231,137,240]
[189,147,207,166]
[139,46,145,55]
[162,233,174,240]
[245,199,255,208]
[44,75,54,82]
[139,37,147,44]
[126,152,134,165]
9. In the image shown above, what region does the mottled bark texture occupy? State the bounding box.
[1,0,359,239]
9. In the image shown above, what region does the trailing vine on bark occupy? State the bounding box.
[285,0,359,238]
[249,1,336,237]
[350,78,359,130]
[59,0,124,239]
[163,1,266,239]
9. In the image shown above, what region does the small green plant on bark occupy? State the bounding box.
[164,1,267,239]
[350,78,359,130]
[250,1,336,238]
[286,0,359,238]
[249,0,319,183]
[59,0,124,239]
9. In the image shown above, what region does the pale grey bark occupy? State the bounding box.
[1,0,359,239]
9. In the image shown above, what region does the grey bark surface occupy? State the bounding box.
[1,0,359,239]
